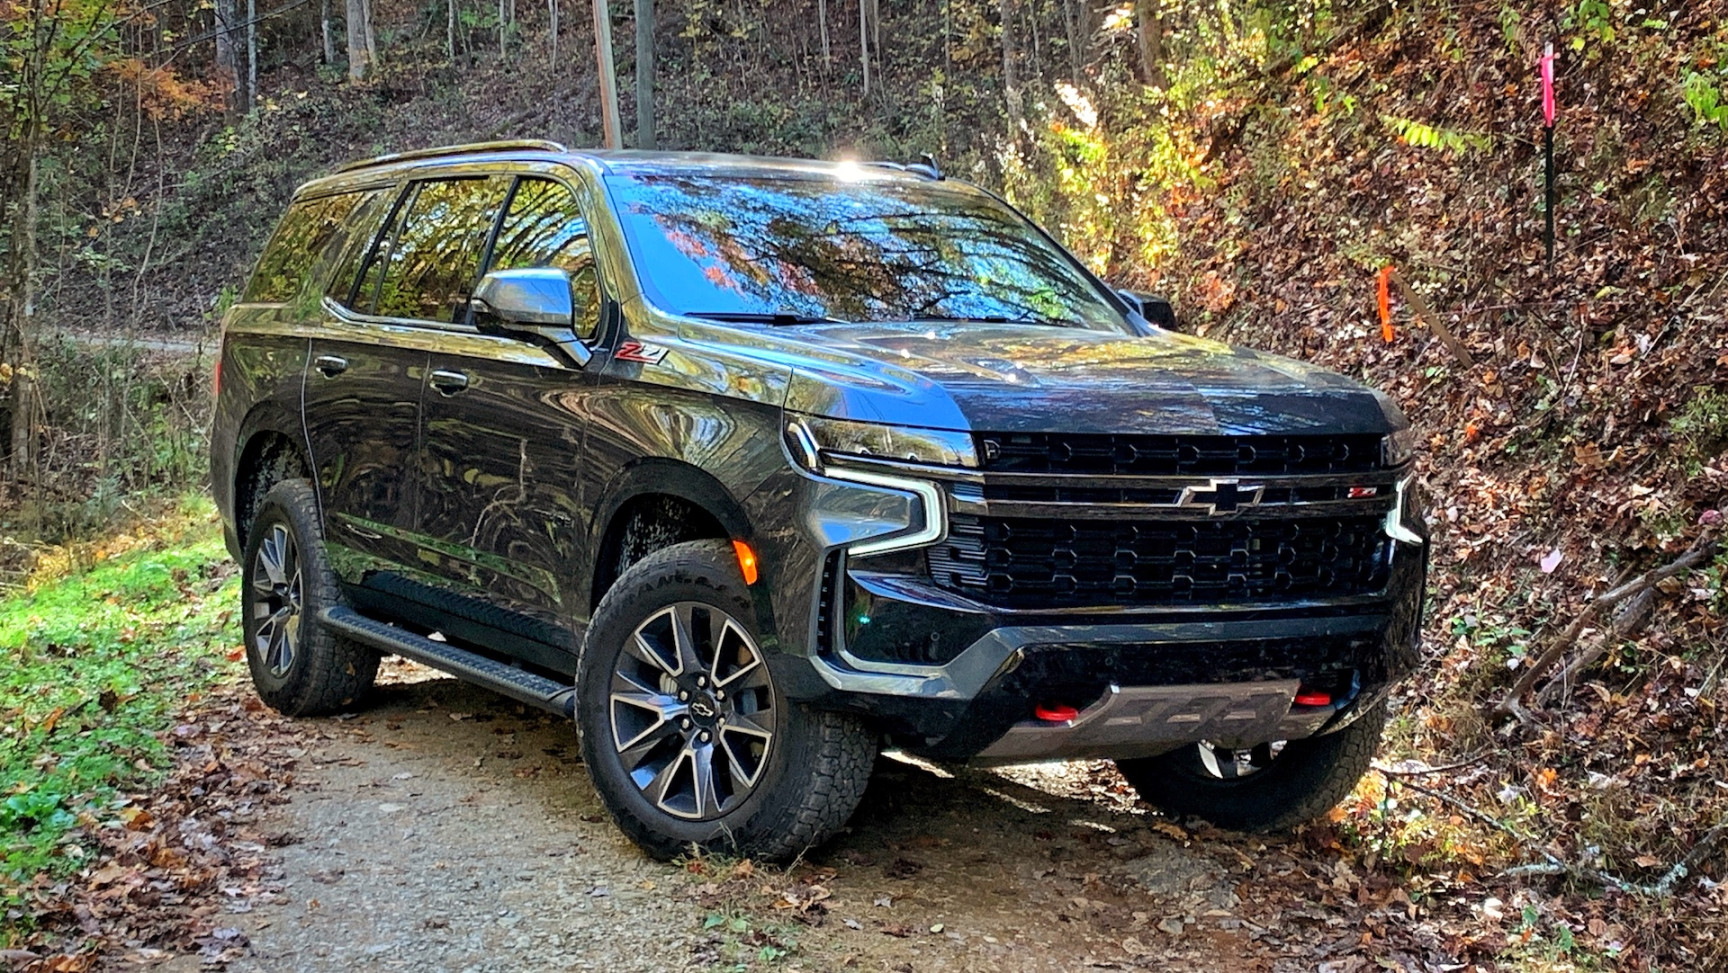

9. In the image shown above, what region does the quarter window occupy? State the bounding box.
[487,178,602,340]
[368,177,510,322]
[245,192,369,304]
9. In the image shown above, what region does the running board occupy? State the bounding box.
[320,606,576,718]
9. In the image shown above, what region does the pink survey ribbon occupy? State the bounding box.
[1540,42,1556,127]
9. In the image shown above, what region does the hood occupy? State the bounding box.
[775,321,1404,436]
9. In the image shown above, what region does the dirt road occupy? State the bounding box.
[203,661,1449,972]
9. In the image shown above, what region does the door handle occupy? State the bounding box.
[314,354,349,377]
[429,369,470,395]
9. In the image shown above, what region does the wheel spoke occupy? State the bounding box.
[258,527,288,586]
[260,607,293,674]
[691,742,721,818]
[612,707,682,770]
[670,604,705,675]
[280,536,298,593]
[719,725,769,787]
[711,617,763,688]
[623,609,682,676]
[724,709,773,739]
[647,745,695,814]
[282,612,301,668]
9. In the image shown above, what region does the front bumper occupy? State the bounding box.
[802,553,1422,761]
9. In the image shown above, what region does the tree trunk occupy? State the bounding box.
[246,0,258,108]
[1000,0,1020,131]
[215,0,240,105]
[633,0,654,148]
[858,0,869,95]
[6,123,41,486]
[818,0,829,65]
[322,0,337,64]
[449,0,458,59]
[867,0,878,61]
[1136,0,1164,88]
[363,0,380,70]
[1063,0,1082,82]
[346,0,375,80]
[547,0,557,62]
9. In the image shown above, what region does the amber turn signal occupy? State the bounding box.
[731,539,759,586]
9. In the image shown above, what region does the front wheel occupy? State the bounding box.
[576,540,875,861]
[1116,702,1387,832]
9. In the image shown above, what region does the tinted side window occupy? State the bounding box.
[372,177,510,322]
[244,192,368,304]
[487,178,602,339]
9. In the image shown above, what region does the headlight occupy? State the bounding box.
[1382,427,1417,468]
[785,415,977,472]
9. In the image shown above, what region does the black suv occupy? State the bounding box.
[213,141,1426,859]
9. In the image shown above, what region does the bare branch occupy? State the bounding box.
[1491,533,1719,720]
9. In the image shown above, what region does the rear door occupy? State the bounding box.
[304,174,512,590]
[415,173,604,656]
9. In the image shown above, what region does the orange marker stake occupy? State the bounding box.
[1377,265,1395,343]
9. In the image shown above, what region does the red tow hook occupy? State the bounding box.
[1033,703,1080,723]
[1293,690,1333,707]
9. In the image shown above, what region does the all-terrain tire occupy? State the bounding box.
[577,540,875,861]
[1115,702,1388,832]
[240,479,380,716]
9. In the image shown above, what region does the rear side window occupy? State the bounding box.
[365,177,510,322]
[244,192,369,304]
[487,178,602,339]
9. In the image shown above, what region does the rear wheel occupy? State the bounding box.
[240,480,380,716]
[577,540,874,861]
[1116,702,1387,832]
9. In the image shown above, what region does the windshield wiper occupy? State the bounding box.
[686,311,843,325]
[910,314,1075,327]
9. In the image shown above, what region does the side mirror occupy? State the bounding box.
[1117,289,1182,333]
[470,267,591,367]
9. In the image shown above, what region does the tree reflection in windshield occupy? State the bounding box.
[604,170,1129,331]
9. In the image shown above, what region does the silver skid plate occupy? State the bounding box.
[974,680,1335,764]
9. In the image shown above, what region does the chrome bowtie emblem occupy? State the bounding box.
[689,699,716,719]
[1176,478,1265,516]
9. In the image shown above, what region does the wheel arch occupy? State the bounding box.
[231,404,313,553]
[587,458,764,618]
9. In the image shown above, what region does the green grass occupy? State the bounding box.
[0,498,239,942]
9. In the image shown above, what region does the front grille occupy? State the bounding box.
[928,514,1390,607]
[976,432,1384,477]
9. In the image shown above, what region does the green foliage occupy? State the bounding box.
[1682,64,1728,133]
[0,502,238,938]
[2,340,212,549]
[1670,386,1728,474]
[1567,0,1616,54]
[1381,114,1492,155]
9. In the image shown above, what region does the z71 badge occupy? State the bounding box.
[615,340,669,365]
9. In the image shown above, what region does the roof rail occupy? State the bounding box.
[334,140,569,174]
[866,154,943,181]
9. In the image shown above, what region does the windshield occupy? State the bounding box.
[603,169,1131,331]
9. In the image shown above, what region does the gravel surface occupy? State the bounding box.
[220,663,701,972]
[189,660,1331,972]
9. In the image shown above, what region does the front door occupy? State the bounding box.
[307,174,514,590]
[415,174,604,657]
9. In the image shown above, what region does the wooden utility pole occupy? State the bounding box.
[592,0,622,147]
[634,0,654,148]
